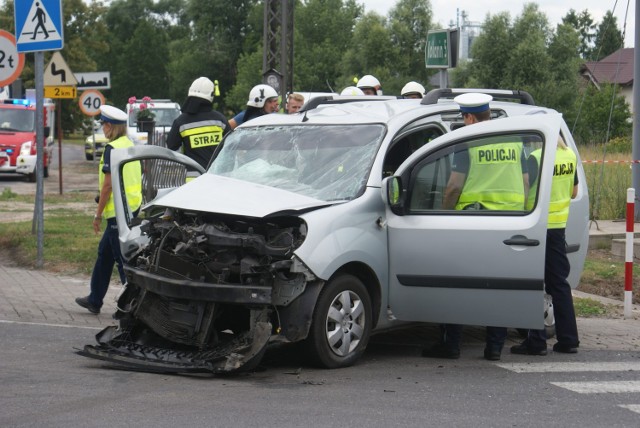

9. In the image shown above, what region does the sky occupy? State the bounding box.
[361,0,636,47]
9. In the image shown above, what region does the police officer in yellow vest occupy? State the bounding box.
[75,105,142,314]
[423,93,529,361]
[512,137,580,355]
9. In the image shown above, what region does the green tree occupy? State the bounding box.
[570,83,631,144]
[504,4,552,91]
[592,11,624,60]
[295,0,362,92]
[562,9,596,59]
[387,0,433,92]
[543,22,581,113]
[339,11,395,92]
[169,0,259,108]
[467,12,512,88]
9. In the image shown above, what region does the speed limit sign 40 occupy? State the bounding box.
[79,89,105,116]
[0,30,25,87]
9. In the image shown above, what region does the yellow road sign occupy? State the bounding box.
[44,86,77,99]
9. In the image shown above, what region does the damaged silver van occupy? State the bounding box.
[78,90,589,373]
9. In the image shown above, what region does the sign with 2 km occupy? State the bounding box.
[0,30,25,87]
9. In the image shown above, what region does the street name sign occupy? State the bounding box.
[425,29,458,69]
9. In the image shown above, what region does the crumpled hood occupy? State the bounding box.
[151,173,331,217]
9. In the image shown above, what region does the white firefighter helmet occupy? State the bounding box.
[188,77,215,102]
[247,84,278,108]
[340,86,365,96]
[401,81,426,98]
[356,75,382,95]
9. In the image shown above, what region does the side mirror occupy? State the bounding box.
[383,176,404,216]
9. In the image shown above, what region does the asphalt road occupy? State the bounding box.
[1,321,639,427]
[0,142,96,195]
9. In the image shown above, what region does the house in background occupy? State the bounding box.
[580,48,634,113]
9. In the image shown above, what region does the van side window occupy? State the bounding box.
[406,132,543,214]
[383,127,443,177]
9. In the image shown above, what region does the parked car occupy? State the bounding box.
[79,89,590,374]
[84,132,109,161]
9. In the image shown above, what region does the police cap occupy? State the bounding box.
[454,93,493,114]
[99,105,128,124]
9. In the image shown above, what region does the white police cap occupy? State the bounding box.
[99,105,128,124]
[454,93,493,113]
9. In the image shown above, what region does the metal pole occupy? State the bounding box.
[57,99,62,194]
[34,51,45,268]
[633,0,640,220]
[625,188,634,318]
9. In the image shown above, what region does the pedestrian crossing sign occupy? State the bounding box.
[14,0,63,53]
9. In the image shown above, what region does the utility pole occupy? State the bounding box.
[633,0,640,220]
[262,0,294,96]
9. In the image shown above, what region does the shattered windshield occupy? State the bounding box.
[210,124,385,201]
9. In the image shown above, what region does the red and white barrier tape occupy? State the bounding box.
[582,160,640,164]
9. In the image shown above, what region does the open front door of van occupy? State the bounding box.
[386,114,563,329]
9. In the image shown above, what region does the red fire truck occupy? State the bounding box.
[0,98,55,182]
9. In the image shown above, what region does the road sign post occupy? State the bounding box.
[0,30,25,87]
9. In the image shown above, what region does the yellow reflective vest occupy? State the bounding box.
[548,147,576,229]
[456,142,526,211]
[525,149,542,211]
[99,136,142,219]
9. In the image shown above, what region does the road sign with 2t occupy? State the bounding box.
[14,0,64,52]
[0,30,25,86]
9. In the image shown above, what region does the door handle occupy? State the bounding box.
[503,235,540,246]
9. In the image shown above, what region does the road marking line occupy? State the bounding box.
[0,319,103,330]
[619,404,640,414]
[497,362,640,373]
[551,381,640,394]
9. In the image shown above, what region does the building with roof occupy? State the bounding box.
[580,48,634,113]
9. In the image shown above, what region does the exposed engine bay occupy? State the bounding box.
[78,209,319,374]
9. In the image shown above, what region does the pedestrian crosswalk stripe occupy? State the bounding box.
[551,381,640,394]
[619,404,640,414]
[497,362,640,373]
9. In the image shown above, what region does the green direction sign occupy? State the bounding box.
[425,29,458,69]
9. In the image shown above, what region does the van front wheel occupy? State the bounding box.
[304,274,372,369]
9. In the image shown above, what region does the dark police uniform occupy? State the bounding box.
[512,145,580,355]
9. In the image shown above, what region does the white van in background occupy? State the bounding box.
[125,99,181,145]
